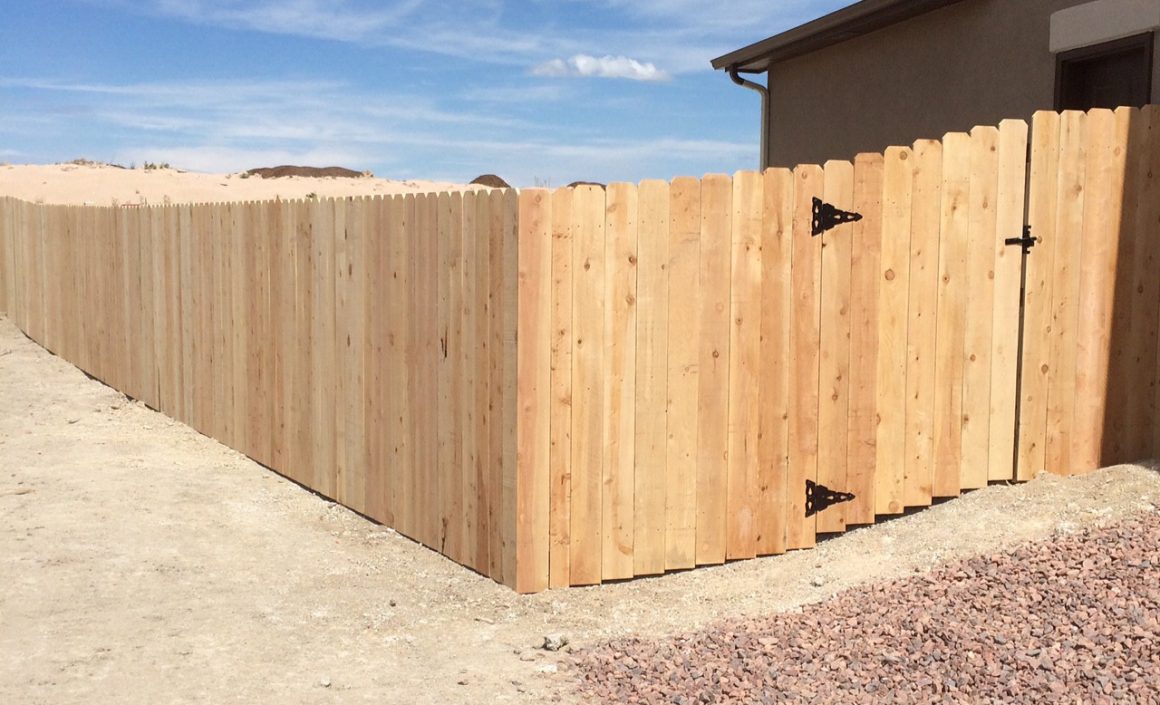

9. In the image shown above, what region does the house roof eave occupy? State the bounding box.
[710,0,968,73]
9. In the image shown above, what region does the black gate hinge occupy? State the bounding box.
[812,197,862,237]
[1005,225,1038,253]
[805,480,856,517]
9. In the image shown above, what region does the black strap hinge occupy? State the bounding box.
[1005,225,1038,253]
[806,480,856,517]
[812,197,862,237]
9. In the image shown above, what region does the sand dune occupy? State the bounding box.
[0,163,485,206]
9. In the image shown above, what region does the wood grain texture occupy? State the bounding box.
[548,187,574,587]
[1045,112,1087,476]
[1137,106,1160,462]
[988,120,1029,482]
[818,161,854,534]
[0,198,10,315]
[788,165,822,546]
[461,191,484,571]
[664,177,701,571]
[846,154,883,525]
[875,148,914,515]
[338,198,367,515]
[569,185,605,586]
[516,188,552,593]
[903,140,942,508]
[1073,109,1122,474]
[312,198,338,501]
[757,169,793,555]
[498,189,520,589]
[442,192,465,563]
[633,180,670,576]
[1019,112,1061,480]
[417,193,441,549]
[471,191,492,573]
[1116,106,1159,464]
[932,133,971,498]
[603,182,637,580]
[1101,109,1140,465]
[961,127,999,490]
[696,174,731,565]
[727,170,762,557]
[364,197,392,526]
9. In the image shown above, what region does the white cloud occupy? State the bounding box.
[532,54,669,81]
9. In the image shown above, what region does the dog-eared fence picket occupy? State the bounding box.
[0,106,1157,592]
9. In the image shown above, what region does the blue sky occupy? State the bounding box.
[0,0,853,186]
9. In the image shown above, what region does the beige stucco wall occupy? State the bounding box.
[764,0,1159,167]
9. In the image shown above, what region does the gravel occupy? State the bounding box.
[576,511,1160,704]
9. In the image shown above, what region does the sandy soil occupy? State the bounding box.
[2,315,1158,705]
[0,163,481,207]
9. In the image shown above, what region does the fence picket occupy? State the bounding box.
[1075,109,1128,471]
[696,174,732,564]
[846,154,883,525]
[904,140,942,508]
[603,183,637,580]
[664,177,701,571]
[757,168,793,554]
[875,148,913,515]
[788,165,822,547]
[498,189,520,589]
[727,171,762,557]
[961,127,999,489]
[818,161,854,534]
[548,187,574,587]
[459,192,481,570]
[988,120,1030,481]
[1044,112,1087,475]
[634,180,670,575]
[364,197,391,526]
[933,133,972,497]
[471,192,492,573]
[443,192,465,564]
[1019,112,1061,479]
[1117,106,1160,463]
[516,189,552,593]
[570,185,605,585]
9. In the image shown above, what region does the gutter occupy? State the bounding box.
[727,66,770,171]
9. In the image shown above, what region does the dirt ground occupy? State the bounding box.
[2,314,1158,705]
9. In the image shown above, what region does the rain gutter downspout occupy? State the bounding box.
[727,65,770,171]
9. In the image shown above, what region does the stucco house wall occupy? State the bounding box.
[760,0,1159,167]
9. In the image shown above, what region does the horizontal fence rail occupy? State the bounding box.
[1,106,1157,592]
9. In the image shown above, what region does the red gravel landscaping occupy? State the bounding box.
[576,511,1159,705]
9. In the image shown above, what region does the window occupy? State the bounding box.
[1055,32,1154,111]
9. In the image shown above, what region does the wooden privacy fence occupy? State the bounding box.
[0,192,524,586]
[0,107,1158,592]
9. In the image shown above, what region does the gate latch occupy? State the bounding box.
[806,480,855,517]
[1005,225,1038,253]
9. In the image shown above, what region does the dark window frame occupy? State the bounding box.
[1054,32,1155,111]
